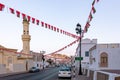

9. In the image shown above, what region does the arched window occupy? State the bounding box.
[100,52,108,67]
[8,57,12,64]
[23,30,25,34]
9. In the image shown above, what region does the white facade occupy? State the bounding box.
[89,44,120,70]
[75,38,97,69]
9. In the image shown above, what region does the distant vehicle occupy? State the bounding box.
[29,67,40,73]
[58,68,72,78]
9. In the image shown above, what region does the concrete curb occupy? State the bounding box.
[0,71,28,78]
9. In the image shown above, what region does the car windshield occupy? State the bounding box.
[60,68,70,71]
[31,67,36,69]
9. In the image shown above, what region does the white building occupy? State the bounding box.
[75,39,120,80]
[88,43,120,80]
[75,38,97,71]
[89,43,120,70]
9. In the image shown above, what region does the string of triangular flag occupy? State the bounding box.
[83,0,99,33]
[0,3,79,39]
[0,0,99,55]
[49,0,100,55]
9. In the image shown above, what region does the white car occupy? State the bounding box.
[58,68,72,78]
[29,67,40,73]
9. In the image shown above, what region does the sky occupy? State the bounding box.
[0,0,120,56]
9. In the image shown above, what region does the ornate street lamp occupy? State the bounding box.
[42,55,45,69]
[75,23,82,75]
[40,51,45,69]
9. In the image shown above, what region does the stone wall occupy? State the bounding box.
[97,72,109,80]
[0,64,6,74]
[11,63,26,72]
[87,69,120,80]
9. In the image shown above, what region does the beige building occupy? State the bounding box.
[0,18,33,74]
[32,51,44,69]
[0,45,18,74]
[18,18,33,71]
[0,45,31,74]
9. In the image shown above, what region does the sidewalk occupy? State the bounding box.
[0,71,28,78]
[71,68,90,80]
[0,67,50,78]
[75,75,90,80]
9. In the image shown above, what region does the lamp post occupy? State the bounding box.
[42,55,45,69]
[40,51,45,69]
[75,23,82,75]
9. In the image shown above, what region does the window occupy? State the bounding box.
[23,30,25,34]
[100,52,108,67]
[27,31,29,34]
[85,51,89,57]
[101,57,107,63]
[8,57,12,64]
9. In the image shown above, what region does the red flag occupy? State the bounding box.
[64,31,67,35]
[9,8,14,14]
[67,32,70,36]
[45,23,47,28]
[22,13,26,19]
[51,26,53,30]
[0,3,5,11]
[92,0,95,6]
[92,6,96,14]
[62,30,65,34]
[89,13,93,21]
[65,31,68,35]
[41,21,44,27]
[16,10,20,17]
[36,20,39,25]
[53,27,56,31]
[86,22,90,28]
[60,29,63,33]
[57,28,59,32]
[84,22,90,32]
[84,27,88,33]
[32,18,35,23]
[27,16,31,22]
[97,0,99,2]
[71,34,75,38]
[64,46,67,48]
[67,44,70,47]
[48,24,50,29]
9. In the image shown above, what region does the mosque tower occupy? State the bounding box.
[22,18,31,55]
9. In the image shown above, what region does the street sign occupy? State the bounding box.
[75,57,83,61]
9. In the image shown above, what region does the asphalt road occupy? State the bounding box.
[0,67,71,80]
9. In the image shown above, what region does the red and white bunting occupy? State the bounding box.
[27,15,31,22]
[9,8,14,14]
[32,17,35,23]
[0,3,5,11]
[41,21,44,27]
[22,13,26,19]
[36,19,39,25]
[0,0,100,54]
[16,10,20,17]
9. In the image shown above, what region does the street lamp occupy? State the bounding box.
[42,55,45,69]
[75,23,82,75]
[40,51,45,69]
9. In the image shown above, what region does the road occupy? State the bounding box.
[0,67,71,80]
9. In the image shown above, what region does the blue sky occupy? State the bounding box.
[0,0,120,56]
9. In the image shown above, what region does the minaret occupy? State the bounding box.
[22,18,31,55]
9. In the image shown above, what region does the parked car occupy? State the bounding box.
[29,67,40,73]
[58,68,72,78]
